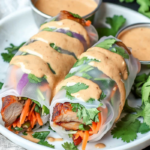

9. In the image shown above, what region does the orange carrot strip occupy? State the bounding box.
[85,20,91,26]
[89,122,97,134]
[95,113,101,133]
[17,118,21,128]
[31,111,37,128]
[35,112,43,126]
[74,130,84,140]
[82,131,89,150]
[20,99,31,125]
[39,83,49,92]
[7,125,12,131]
[28,103,36,120]
[13,119,18,128]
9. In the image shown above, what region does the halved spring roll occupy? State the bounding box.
[50,36,141,150]
[0,11,98,133]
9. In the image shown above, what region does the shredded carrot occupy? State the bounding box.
[28,103,36,120]
[95,113,101,133]
[7,125,12,131]
[82,131,89,150]
[75,130,84,139]
[20,99,31,125]
[35,112,43,126]
[17,118,21,128]
[89,122,97,134]
[13,119,18,128]
[85,20,91,26]
[39,83,49,92]
[31,111,37,128]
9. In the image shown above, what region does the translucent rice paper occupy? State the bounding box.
[50,36,140,142]
[43,13,98,48]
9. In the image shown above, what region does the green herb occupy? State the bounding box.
[142,76,150,103]
[32,99,41,107]
[65,72,76,79]
[50,43,61,53]
[95,38,116,50]
[69,12,82,19]
[32,131,50,141]
[14,127,23,131]
[120,0,135,2]
[38,141,55,148]
[79,124,90,131]
[42,27,56,32]
[137,0,150,18]
[1,42,26,63]
[96,15,126,38]
[35,105,40,113]
[42,105,49,115]
[48,63,56,74]
[66,31,73,37]
[79,65,94,73]
[66,91,75,100]
[62,142,79,150]
[62,83,89,100]
[22,132,28,135]
[71,103,100,125]
[28,74,46,83]
[138,122,150,134]
[73,57,100,67]
[132,73,149,98]
[82,73,92,80]
[99,92,106,101]
[0,82,3,89]
[48,125,56,132]
[87,98,95,103]
[111,47,129,59]
[68,134,73,138]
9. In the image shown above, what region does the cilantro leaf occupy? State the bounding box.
[50,43,61,53]
[38,141,54,148]
[14,127,23,131]
[71,103,84,112]
[142,76,150,103]
[32,131,50,141]
[95,38,116,49]
[32,99,41,107]
[69,12,82,19]
[65,72,76,79]
[66,91,75,100]
[0,82,3,89]
[137,0,150,18]
[1,53,15,63]
[5,42,26,53]
[111,114,141,143]
[42,105,50,115]
[142,103,150,127]
[87,98,95,103]
[96,15,126,38]
[66,31,73,37]
[42,28,56,32]
[48,63,56,74]
[28,74,46,83]
[35,105,40,113]
[111,47,129,59]
[62,142,79,150]
[87,108,100,120]
[22,131,27,135]
[138,122,150,134]
[99,92,106,101]
[120,0,135,2]
[79,124,90,131]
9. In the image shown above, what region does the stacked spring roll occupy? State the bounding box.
[0,11,98,133]
[50,36,141,150]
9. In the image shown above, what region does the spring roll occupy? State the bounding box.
[0,11,98,133]
[50,36,141,149]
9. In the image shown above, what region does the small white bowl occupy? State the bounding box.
[116,23,150,65]
[30,0,102,19]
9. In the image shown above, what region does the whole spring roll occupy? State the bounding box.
[0,11,98,133]
[50,36,141,150]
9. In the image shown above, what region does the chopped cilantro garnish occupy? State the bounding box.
[95,38,116,50]
[79,124,90,131]
[38,141,55,148]
[28,74,46,83]
[111,47,129,59]
[42,27,56,32]
[42,105,49,115]
[73,57,100,67]
[0,82,3,89]
[96,15,126,38]
[99,92,106,101]
[62,142,79,150]
[87,98,95,103]
[69,12,82,19]
[32,131,50,141]
[48,63,56,74]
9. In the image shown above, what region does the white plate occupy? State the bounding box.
[0,3,150,150]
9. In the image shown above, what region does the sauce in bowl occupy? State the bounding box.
[117,26,150,61]
[33,0,97,17]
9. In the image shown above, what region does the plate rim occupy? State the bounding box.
[0,3,150,150]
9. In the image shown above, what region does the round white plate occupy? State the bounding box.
[0,3,150,150]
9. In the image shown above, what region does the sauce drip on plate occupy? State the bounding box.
[95,143,106,148]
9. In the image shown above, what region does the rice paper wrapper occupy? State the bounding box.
[50,36,140,142]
